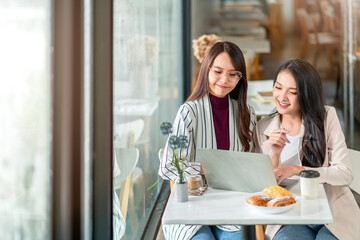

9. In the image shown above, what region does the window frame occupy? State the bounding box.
[52,0,113,239]
[92,0,113,239]
[52,0,85,239]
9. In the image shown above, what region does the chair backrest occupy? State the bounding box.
[158,148,164,162]
[114,119,144,148]
[348,149,360,194]
[114,148,139,184]
[319,0,331,32]
[296,8,321,37]
[113,147,140,220]
[268,2,282,27]
[296,8,310,40]
[319,0,339,34]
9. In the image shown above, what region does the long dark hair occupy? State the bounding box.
[274,58,326,167]
[186,41,251,151]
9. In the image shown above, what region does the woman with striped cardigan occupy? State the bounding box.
[159,41,256,240]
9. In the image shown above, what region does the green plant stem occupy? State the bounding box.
[173,149,184,184]
[178,172,184,184]
[146,178,160,191]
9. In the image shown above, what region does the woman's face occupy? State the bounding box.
[208,52,240,98]
[273,70,301,116]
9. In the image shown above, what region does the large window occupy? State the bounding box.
[0,0,184,239]
[0,1,51,239]
[113,0,183,238]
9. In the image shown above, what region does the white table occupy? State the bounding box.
[210,26,267,38]
[162,182,333,240]
[247,80,276,116]
[219,19,262,28]
[221,12,267,22]
[248,98,276,116]
[222,0,262,8]
[221,35,271,54]
[114,98,158,116]
[218,7,264,15]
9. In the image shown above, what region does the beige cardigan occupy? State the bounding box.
[254,106,360,240]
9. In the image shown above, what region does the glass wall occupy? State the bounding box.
[0,1,51,239]
[342,0,360,148]
[113,0,183,239]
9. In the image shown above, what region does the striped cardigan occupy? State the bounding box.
[159,94,256,240]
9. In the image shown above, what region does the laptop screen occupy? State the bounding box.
[197,148,277,193]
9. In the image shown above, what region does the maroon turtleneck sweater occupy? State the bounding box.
[209,94,230,150]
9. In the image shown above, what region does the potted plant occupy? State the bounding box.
[160,122,189,202]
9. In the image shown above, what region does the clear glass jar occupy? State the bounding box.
[187,174,203,193]
[174,174,188,202]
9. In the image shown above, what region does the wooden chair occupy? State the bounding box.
[245,52,264,81]
[250,53,265,80]
[319,0,340,36]
[113,119,145,225]
[261,2,285,50]
[255,225,265,240]
[114,118,144,148]
[114,147,139,219]
[296,8,340,69]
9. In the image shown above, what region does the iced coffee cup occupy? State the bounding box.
[300,170,320,199]
[187,174,203,193]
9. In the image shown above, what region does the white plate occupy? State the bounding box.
[244,194,299,214]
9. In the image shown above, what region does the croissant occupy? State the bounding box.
[267,196,296,207]
[262,185,293,199]
[247,195,272,206]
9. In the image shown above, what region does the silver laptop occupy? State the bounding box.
[197,148,277,193]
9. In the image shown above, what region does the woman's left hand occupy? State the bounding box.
[274,165,305,185]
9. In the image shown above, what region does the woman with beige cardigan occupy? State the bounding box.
[254,58,360,240]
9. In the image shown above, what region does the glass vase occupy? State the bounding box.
[174,174,188,202]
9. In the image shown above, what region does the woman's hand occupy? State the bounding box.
[268,129,289,168]
[268,129,289,155]
[274,165,305,185]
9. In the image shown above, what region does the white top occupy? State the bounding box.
[280,133,301,167]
